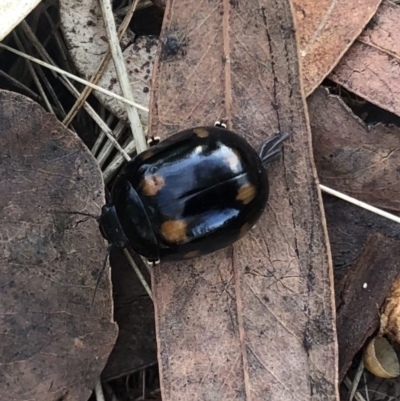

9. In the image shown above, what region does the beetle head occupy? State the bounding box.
[99,204,130,249]
[102,180,160,261]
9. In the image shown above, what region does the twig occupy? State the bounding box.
[94,380,106,401]
[92,113,116,156]
[320,185,400,224]
[343,377,367,401]
[12,31,52,112]
[44,10,77,75]
[123,248,153,300]
[347,358,364,401]
[20,18,77,124]
[0,69,41,103]
[103,139,136,183]
[97,120,128,167]
[99,0,147,153]
[362,372,370,401]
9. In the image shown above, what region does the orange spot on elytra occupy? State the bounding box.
[184,250,201,259]
[160,220,188,244]
[236,183,256,205]
[193,128,209,138]
[140,175,165,196]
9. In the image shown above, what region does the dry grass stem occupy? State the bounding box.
[99,0,147,153]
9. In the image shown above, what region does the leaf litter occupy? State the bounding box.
[330,0,400,117]
[0,90,117,401]
[293,0,383,95]
[2,2,400,400]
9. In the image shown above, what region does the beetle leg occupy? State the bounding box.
[259,132,290,168]
[147,136,161,147]
[214,120,227,129]
[146,258,160,266]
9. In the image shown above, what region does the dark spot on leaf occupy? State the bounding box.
[161,32,188,61]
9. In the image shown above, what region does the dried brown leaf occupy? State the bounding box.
[293,0,383,95]
[149,1,338,400]
[330,0,400,117]
[358,0,400,56]
[309,86,400,212]
[0,90,117,401]
[335,233,400,381]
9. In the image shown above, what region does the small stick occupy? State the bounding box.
[123,248,153,300]
[99,0,147,153]
[94,380,106,401]
[320,185,400,224]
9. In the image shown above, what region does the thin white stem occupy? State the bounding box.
[99,0,147,153]
[103,138,136,183]
[97,120,127,167]
[91,114,115,156]
[343,376,367,401]
[94,380,105,401]
[347,358,364,401]
[320,185,400,224]
[123,249,153,300]
[0,43,149,113]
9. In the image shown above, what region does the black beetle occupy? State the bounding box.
[100,124,289,263]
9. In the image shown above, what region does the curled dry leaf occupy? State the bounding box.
[364,336,400,378]
[309,86,400,212]
[380,276,400,343]
[293,0,383,95]
[59,0,157,122]
[330,0,400,117]
[0,90,117,401]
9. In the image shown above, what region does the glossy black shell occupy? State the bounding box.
[100,126,269,261]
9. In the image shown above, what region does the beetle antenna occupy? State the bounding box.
[90,246,111,310]
[57,210,101,221]
[104,186,112,203]
[259,132,290,168]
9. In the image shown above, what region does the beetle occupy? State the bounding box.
[99,123,289,263]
